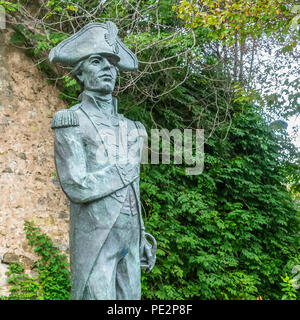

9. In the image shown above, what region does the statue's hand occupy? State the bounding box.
[140,231,157,273]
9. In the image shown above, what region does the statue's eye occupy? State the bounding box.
[92,59,101,65]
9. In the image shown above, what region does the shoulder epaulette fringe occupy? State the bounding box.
[51,109,79,129]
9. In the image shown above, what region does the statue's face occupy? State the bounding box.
[78,54,118,94]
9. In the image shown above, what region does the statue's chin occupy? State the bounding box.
[85,85,114,95]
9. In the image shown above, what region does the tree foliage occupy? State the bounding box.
[175,0,299,43]
[123,72,300,300]
[174,0,300,120]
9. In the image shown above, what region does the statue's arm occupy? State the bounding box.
[52,110,131,204]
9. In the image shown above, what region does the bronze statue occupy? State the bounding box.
[49,21,156,300]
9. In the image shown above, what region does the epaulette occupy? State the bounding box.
[51,109,79,129]
[134,121,148,138]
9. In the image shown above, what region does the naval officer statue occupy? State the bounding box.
[49,21,156,300]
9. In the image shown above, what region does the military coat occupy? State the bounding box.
[51,92,147,300]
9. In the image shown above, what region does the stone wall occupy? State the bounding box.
[0,28,69,296]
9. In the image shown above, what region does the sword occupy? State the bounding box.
[140,232,157,273]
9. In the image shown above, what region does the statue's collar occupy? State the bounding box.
[78,91,118,116]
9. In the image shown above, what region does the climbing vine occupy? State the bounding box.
[2,221,71,300]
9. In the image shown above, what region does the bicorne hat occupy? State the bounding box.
[49,21,138,71]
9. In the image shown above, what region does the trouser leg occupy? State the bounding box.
[82,212,140,300]
[116,214,141,300]
[82,236,119,300]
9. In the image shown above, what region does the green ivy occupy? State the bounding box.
[280,274,298,300]
[3,221,71,300]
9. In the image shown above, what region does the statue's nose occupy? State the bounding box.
[102,57,113,70]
